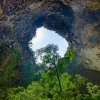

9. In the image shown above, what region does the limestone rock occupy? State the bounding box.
[0,0,100,86]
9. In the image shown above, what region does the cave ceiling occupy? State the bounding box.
[0,0,100,82]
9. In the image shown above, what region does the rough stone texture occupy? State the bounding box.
[71,0,100,71]
[0,0,100,86]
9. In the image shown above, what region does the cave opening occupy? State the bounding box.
[29,27,69,63]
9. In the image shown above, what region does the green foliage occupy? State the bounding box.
[57,57,68,71]
[0,87,8,100]
[21,62,42,87]
[56,48,75,74]
[1,46,100,100]
[35,44,61,67]
[7,87,24,99]
[35,44,63,91]
[0,48,20,99]
[74,74,86,89]
[61,73,74,91]
[0,48,20,84]
[87,82,100,99]
[36,44,59,56]
[35,44,75,73]
[6,71,100,100]
[64,48,75,63]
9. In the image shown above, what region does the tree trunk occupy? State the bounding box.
[55,65,62,91]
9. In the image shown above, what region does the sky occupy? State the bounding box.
[29,27,69,62]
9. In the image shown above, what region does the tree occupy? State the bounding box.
[35,44,62,91]
[35,44,60,66]
[56,48,75,74]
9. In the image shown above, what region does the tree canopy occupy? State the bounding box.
[35,44,61,68]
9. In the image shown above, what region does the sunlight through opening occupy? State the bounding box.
[29,27,69,63]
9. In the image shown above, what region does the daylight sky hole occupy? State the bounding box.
[29,27,69,63]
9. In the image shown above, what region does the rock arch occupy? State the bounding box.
[0,0,100,86]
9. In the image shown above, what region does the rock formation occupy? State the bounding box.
[0,0,100,86]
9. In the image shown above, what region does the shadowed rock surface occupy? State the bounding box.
[0,0,100,86]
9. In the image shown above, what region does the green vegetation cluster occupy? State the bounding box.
[0,48,20,83]
[0,45,100,100]
[0,48,20,99]
[21,61,41,87]
[7,72,100,100]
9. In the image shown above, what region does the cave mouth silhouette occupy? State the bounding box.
[27,4,75,45]
[27,4,74,63]
[0,2,76,87]
[1,0,100,88]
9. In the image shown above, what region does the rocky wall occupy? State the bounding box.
[0,0,100,86]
